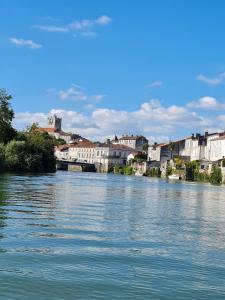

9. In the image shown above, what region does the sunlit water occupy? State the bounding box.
[0,171,225,299]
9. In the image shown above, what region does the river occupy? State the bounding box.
[0,171,225,299]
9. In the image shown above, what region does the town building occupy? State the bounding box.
[55,141,133,172]
[112,135,148,151]
[148,131,225,166]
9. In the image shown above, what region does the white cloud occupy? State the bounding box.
[84,104,95,110]
[91,94,106,101]
[187,96,225,110]
[13,112,47,129]
[35,15,112,37]
[48,84,106,103]
[14,99,213,142]
[146,80,163,88]
[58,85,87,101]
[95,15,112,25]
[81,31,96,37]
[196,73,225,85]
[10,38,42,49]
[34,25,68,32]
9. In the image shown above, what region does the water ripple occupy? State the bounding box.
[0,172,225,299]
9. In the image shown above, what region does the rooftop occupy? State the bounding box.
[119,135,146,141]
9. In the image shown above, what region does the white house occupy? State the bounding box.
[148,131,225,165]
[113,135,148,151]
[207,135,225,161]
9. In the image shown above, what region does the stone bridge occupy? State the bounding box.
[56,160,96,172]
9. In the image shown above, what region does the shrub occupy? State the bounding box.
[210,165,222,185]
[147,167,160,177]
[124,166,133,175]
[185,161,199,181]
[114,164,124,174]
[5,141,27,171]
[166,166,173,177]
[0,143,5,171]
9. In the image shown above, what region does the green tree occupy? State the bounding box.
[25,131,56,172]
[0,144,5,171]
[0,89,16,144]
[5,140,27,171]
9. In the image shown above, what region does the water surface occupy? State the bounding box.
[0,172,225,299]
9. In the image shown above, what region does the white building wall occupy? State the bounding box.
[208,139,225,161]
[148,146,161,161]
[55,149,69,160]
[205,134,220,161]
[58,144,132,172]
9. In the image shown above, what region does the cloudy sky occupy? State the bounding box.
[1,0,225,142]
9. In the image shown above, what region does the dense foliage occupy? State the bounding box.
[146,167,161,177]
[0,89,56,173]
[209,165,222,185]
[166,166,173,177]
[114,164,134,175]
[131,153,147,163]
[0,89,17,144]
[185,161,222,184]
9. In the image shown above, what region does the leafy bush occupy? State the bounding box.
[147,167,160,177]
[194,171,209,182]
[2,131,56,173]
[114,165,133,175]
[185,161,210,182]
[5,141,27,171]
[174,157,183,168]
[185,161,199,181]
[210,165,222,184]
[114,164,124,174]
[0,143,5,171]
[166,166,173,177]
[124,166,133,175]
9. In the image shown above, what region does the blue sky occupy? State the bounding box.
[1,0,225,141]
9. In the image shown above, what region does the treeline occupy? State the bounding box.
[0,89,60,173]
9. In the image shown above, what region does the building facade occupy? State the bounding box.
[55,141,133,172]
[148,131,225,165]
[112,135,148,151]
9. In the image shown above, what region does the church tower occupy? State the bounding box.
[48,115,62,131]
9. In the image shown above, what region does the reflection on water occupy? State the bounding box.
[0,172,225,299]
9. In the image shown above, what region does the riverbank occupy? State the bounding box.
[113,163,225,185]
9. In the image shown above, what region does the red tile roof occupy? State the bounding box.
[36,127,56,133]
